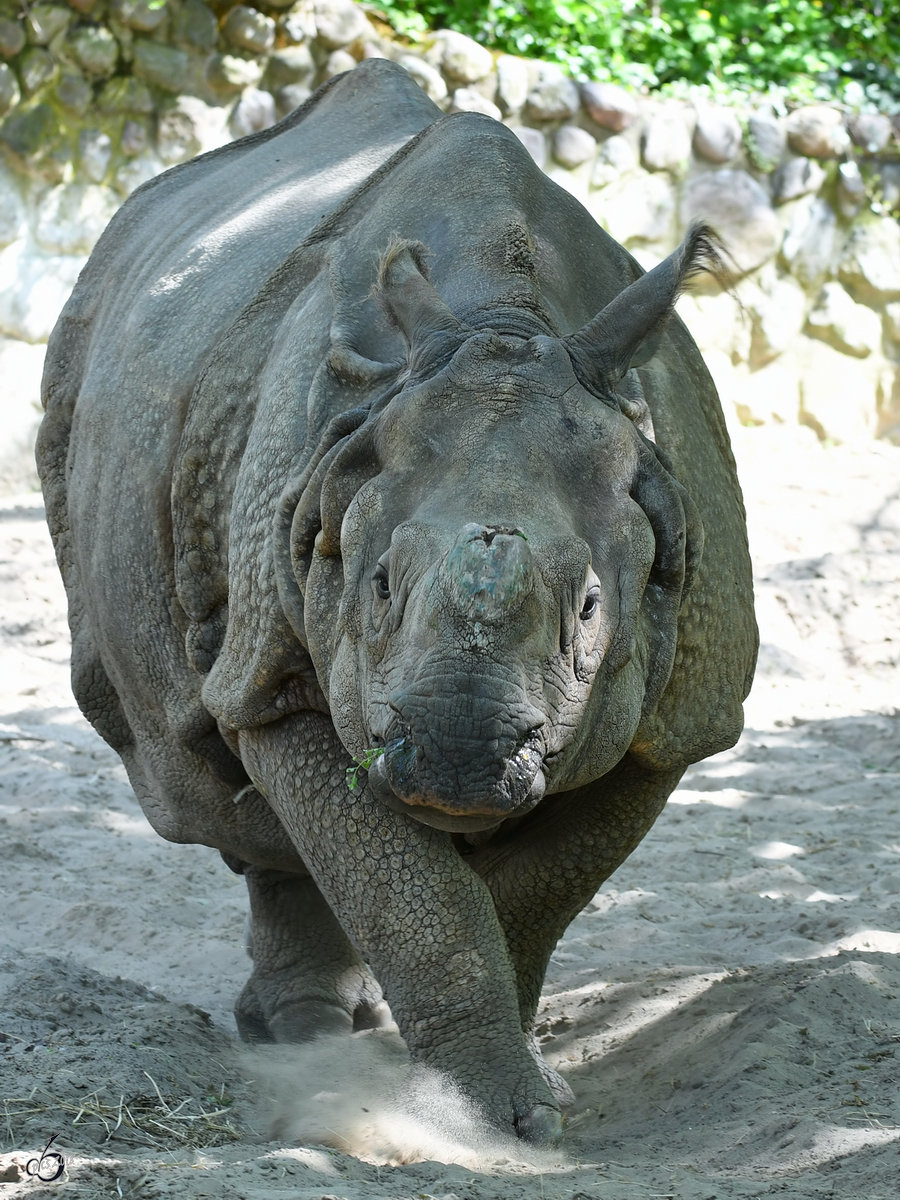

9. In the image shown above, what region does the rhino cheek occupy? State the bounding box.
[549,657,646,791]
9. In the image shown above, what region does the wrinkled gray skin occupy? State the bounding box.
[37,61,757,1142]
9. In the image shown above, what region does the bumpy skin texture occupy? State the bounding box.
[37,61,757,1141]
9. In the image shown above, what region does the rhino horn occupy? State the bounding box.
[444,524,536,625]
[376,239,467,353]
[565,223,727,402]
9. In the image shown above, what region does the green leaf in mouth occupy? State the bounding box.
[345,745,387,791]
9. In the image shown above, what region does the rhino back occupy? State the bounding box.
[42,59,441,458]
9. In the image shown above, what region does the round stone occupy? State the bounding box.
[55,70,91,114]
[397,55,447,104]
[121,119,148,156]
[205,52,264,94]
[847,112,893,154]
[281,8,315,43]
[581,81,639,132]
[496,55,529,113]
[781,196,839,289]
[313,0,372,50]
[20,48,58,95]
[838,219,900,303]
[0,103,61,168]
[592,170,676,247]
[265,44,315,90]
[772,156,826,204]
[66,24,119,78]
[0,162,26,247]
[590,134,637,188]
[275,84,311,117]
[229,87,277,138]
[746,277,808,364]
[97,75,154,114]
[223,5,276,55]
[786,105,850,159]
[526,65,580,122]
[837,161,866,219]
[438,29,494,83]
[132,39,191,93]
[450,87,501,121]
[642,106,693,173]
[322,49,356,78]
[693,106,742,163]
[26,4,71,45]
[807,282,883,358]
[173,0,218,50]
[157,105,202,164]
[510,126,547,170]
[0,63,20,118]
[552,124,596,169]
[78,128,113,181]
[34,182,119,254]
[0,17,26,58]
[745,111,785,171]
[115,152,164,197]
[113,0,168,33]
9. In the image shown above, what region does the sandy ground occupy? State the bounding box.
[1,422,898,1200]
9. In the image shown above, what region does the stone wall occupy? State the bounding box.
[2,0,899,489]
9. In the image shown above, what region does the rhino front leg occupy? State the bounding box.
[473,756,683,1088]
[237,711,561,1142]
[235,866,391,1043]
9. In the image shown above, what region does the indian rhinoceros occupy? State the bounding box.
[37,59,757,1142]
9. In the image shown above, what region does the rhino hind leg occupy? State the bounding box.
[236,866,390,1044]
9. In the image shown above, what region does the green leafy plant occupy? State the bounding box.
[366,1,899,103]
[346,746,387,790]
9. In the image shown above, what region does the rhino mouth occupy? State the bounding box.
[364,732,546,832]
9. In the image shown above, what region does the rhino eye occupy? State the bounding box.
[579,589,600,622]
[372,564,391,602]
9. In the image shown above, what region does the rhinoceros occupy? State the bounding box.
[37,59,757,1141]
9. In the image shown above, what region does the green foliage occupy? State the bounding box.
[367,1,899,103]
[346,746,386,791]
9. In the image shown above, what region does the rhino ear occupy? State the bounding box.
[565,223,727,402]
[375,239,468,354]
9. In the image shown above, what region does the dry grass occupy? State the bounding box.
[1,1072,240,1150]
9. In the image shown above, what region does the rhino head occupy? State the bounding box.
[290,228,719,833]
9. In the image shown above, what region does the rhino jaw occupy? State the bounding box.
[365,735,547,832]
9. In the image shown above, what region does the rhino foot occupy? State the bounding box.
[237,867,391,1044]
[351,997,393,1031]
[527,1034,575,1108]
[235,975,392,1043]
[514,1103,564,1144]
[235,977,349,1043]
